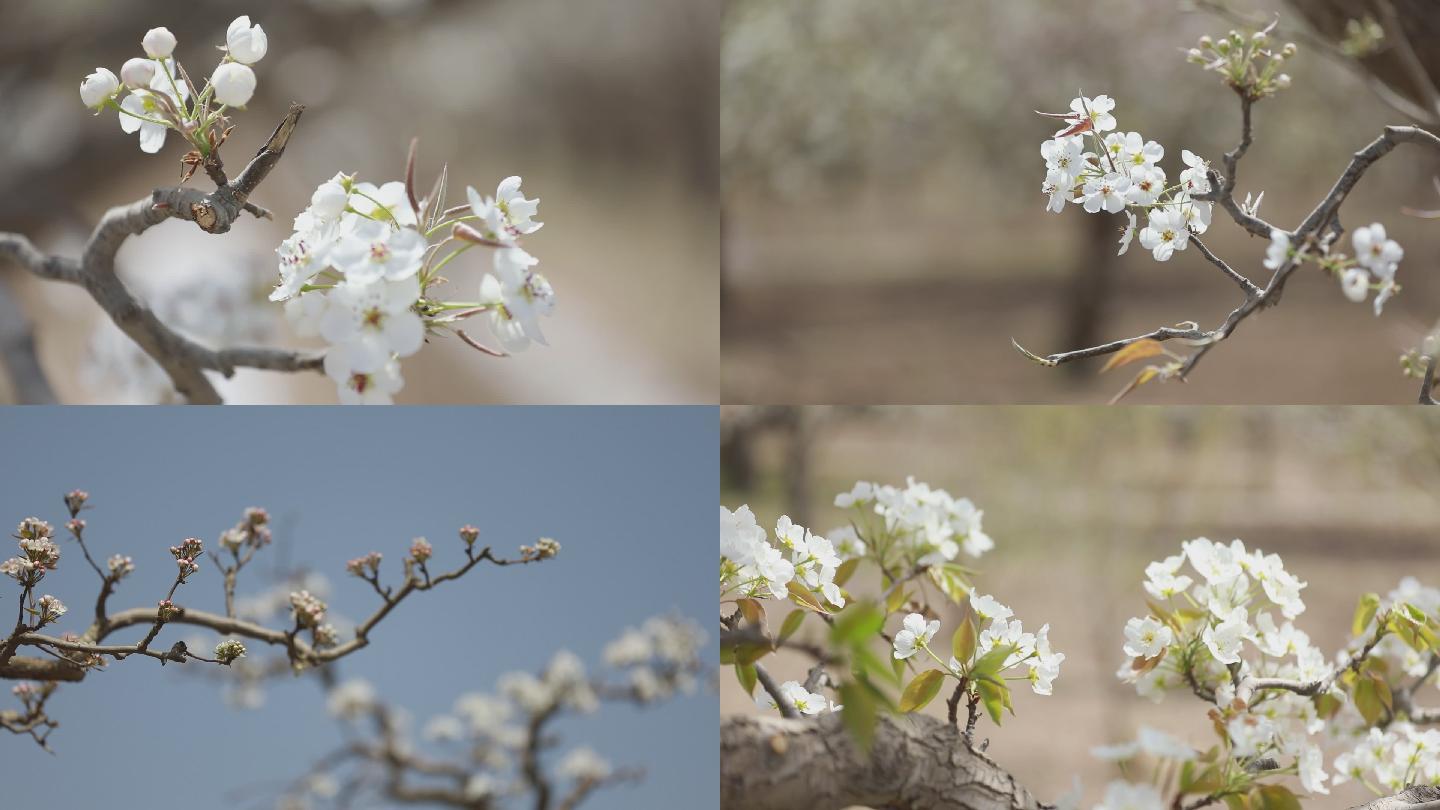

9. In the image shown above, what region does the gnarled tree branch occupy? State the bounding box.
[0,104,323,404]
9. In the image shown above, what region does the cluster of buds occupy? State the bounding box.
[313,624,338,648]
[67,518,86,536]
[63,490,89,518]
[170,537,203,580]
[214,639,247,665]
[107,554,135,580]
[290,590,327,629]
[33,594,67,626]
[345,551,383,578]
[78,16,268,167]
[15,517,55,543]
[459,525,480,548]
[3,520,59,586]
[11,681,55,709]
[157,599,181,621]
[520,537,561,561]
[1185,25,1295,100]
[218,506,273,553]
[409,537,434,565]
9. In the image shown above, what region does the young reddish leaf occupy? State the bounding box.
[1100,339,1167,374]
[1109,366,1161,405]
[787,581,826,613]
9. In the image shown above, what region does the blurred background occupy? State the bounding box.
[722,0,1440,404]
[0,0,717,404]
[720,405,1440,806]
[3,406,716,809]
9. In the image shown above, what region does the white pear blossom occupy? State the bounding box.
[226,16,268,64]
[1263,229,1290,270]
[1083,172,1131,214]
[211,62,257,107]
[119,58,156,90]
[324,351,404,405]
[1353,223,1402,272]
[466,177,543,244]
[80,68,120,109]
[1179,149,1211,195]
[1201,607,1250,664]
[479,248,555,352]
[328,220,428,284]
[1041,136,1086,185]
[1093,780,1163,810]
[756,680,828,715]
[142,27,177,58]
[1139,207,1189,261]
[1122,616,1173,659]
[318,277,426,372]
[1066,94,1116,134]
[893,613,939,660]
[970,592,1013,621]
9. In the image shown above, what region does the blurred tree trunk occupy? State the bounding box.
[1060,211,1121,377]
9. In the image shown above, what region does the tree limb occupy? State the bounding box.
[0,105,322,404]
[720,712,1049,810]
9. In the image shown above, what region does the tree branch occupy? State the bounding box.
[721,712,1049,810]
[0,105,322,404]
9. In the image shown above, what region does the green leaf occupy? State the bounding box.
[898,669,946,713]
[970,644,1018,680]
[778,609,807,645]
[1253,785,1301,810]
[1183,765,1224,795]
[829,602,883,647]
[833,557,860,588]
[884,586,909,615]
[1314,692,1342,720]
[976,678,1006,725]
[735,662,757,696]
[718,643,734,665]
[1353,593,1380,637]
[951,616,978,669]
[1353,675,1384,725]
[839,681,878,753]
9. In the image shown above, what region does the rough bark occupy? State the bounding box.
[720,712,1049,810]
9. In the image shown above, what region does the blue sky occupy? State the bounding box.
[0,406,716,810]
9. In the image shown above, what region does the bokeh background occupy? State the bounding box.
[0,0,717,404]
[2,406,717,809]
[720,405,1440,806]
[722,0,1440,404]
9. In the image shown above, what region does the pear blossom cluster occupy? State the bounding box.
[272,171,555,405]
[833,477,993,567]
[1039,95,1214,262]
[601,615,707,703]
[33,594,67,626]
[519,537,561,561]
[1261,223,1406,315]
[719,505,853,609]
[893,590,1065,698]
[1333,724,1440,793]
[79,17,267,156]
[1106,540,1440,799]
[344,551,383,578]
[303,616,705,807]
[1117,538,1314,702]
